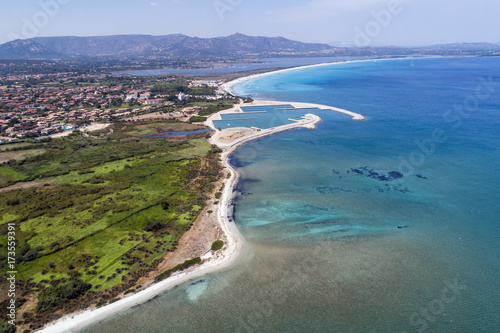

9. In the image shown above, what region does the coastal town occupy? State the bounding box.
[0,72,230,142]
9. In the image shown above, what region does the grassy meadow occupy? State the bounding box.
[0,121,222,329]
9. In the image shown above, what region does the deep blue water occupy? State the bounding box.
[82,57,500,333]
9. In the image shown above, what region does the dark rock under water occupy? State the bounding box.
[345,166,405,182]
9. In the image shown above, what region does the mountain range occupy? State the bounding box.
[0,33,332,60]
[0,34,499,61]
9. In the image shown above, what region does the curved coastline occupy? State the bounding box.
[37,65,366,333]
[221,57,417,96]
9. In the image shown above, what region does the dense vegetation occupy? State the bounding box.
[151,79,217,96]
[189,116,207,123]
[0,121,223,330]
[35,279,92,313]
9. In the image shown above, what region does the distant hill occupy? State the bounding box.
[1,34,499,61]
[32,34,164,57]
[425,42,500,51]
[0,33,332,60]
[0,39,63,60]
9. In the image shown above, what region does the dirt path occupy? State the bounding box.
[0,180,53,193]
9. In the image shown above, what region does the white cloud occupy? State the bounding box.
[149,2,158,6]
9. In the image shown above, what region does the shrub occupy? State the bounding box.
[0,322,15,333]
[124,289,135,295]
[49,242,60,250]
[35,279,92,312]
[23,249,40,262]
[19,243,31,256]
[155,257,202,282]
[211,240,224,251]
[188,116,206,123]
[210,145,222,154]
[96,300,107,308]
[144,220,164,232]
[161,200,170,210]
[68,271,82,279]
[214,192,222,200]
[6,199,20,206]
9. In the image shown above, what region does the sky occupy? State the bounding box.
[1,0,499,46]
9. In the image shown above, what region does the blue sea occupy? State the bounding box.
[82,57,500,333]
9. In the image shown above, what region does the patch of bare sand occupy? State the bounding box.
[0,180,53,193]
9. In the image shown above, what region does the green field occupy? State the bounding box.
[0,148,47,164]
[107,121,208,140]
[0,122,223,329]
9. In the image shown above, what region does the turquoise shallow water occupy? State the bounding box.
[213,105,322,130]
[82,57,500,333]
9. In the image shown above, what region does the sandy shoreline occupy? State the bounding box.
[220,58,393,96]
[221,56,438,97]
[37,68,366,333]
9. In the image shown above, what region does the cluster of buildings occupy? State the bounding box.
[189,80,229,97]
[0,74,231,141]
[0,77,170,140]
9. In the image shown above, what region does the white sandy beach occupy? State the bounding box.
[220,56,430,97]
[37,73,366,333]
[220,59,369,95]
